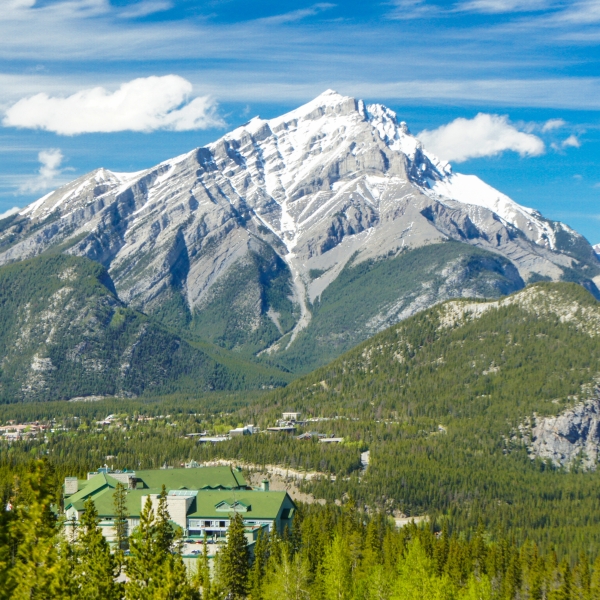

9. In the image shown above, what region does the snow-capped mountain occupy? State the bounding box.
[1,91,598,368]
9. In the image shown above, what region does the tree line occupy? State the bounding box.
[2,460,600,599]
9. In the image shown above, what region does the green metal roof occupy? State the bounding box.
[189,491,294,520]
[69,488,295,521]
[64,473,120,510]
[65,466,251,516]
[135,467,247,490]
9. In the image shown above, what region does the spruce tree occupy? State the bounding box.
[220,511,250,599]
[73,497,122,600]
[126,491,198,600]
[262,550,309,600]
[126,495,160,599]
[3,461,63,600]
[113,482,129,553]
[155,485,175,554]
[321,532,352,600]
[248,528,267,600]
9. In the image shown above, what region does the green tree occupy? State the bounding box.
[459,574,493,600]
[262,550,310,600]
[73,497,122,600]
[126,495,160,599]
[113,482,129,554]
[1,461,63,600]
[322,532,352,600]
[392,538,454,600]
[220,512,250,599]
[248,528,268,600]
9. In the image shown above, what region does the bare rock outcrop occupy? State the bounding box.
[523,398,600,470]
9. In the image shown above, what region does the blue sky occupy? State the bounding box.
[1,0,599,242]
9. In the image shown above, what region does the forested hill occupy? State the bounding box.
[0,254,289,403]
[260,282,600,553]
[271,281,600,424]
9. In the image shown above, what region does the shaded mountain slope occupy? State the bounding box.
[0,255,289,403]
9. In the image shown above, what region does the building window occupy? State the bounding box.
[219,521,226,528]
[204,521,211,527]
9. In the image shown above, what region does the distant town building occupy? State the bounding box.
[282,412,301,422]
[229,424,257,437]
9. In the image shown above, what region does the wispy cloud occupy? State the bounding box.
[19,149,66,193]
[418,113,545,162]
[552,0,600,24]
[561,134,581,148]
[541,118,566,132]
[455,0,556,14]
[256,3,335,25]
[118,1,173,19]
[3,76,224,135]
[387,0,440,20]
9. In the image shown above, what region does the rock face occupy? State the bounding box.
[1,90,598,363]
[524,398,600,471]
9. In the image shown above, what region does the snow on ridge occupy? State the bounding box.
[427,172,556,249]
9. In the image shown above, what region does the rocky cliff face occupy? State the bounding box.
[521,396,600,471]
[1,90,598,363]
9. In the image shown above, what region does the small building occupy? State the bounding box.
[229,425,256,437]
[296,432,327,441]
[282,412,301,422]
[266,426,297,434]
[319,437,344,444]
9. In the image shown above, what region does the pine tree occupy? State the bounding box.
[220,511,250,599]
[192,532,212,598]
[321,532,352,600]
[126,493,197,600]
[262,550,310,600]
[155,486,198,600]
[126,495,160,599]
[3,461,63,600]
[590,556,600,600]
[113,482,129,554]
[155,485,175,554]
[249,528,268,600]
[73,497,122,600]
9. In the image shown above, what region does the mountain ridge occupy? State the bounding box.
[1,90,598,369]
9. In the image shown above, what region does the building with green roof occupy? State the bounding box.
[63,466,295,549]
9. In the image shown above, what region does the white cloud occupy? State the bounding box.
[388,0,438,19]
[0,207,20,220]
[455,0,554,13]
[562,135,581,148]
[417,113,545,162]
[118,1,173,19]
[19,149,65,193]
[2,76,224,135]
[542,118,566,132]
[257,3,336,25]
[555,0,600,24]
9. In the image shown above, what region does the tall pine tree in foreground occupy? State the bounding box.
[113,481,129,574]
[73,497,122,600]
[0,460,63,600]
[220,511,250,599]
[125,486,197,600]
[126,495,158,599]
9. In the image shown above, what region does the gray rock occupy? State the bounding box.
[525,398,600,470]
